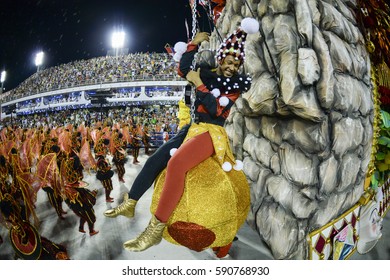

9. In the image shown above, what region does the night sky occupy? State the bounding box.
[0,0,213,91]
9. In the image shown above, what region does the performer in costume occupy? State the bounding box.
[95,137,115,202]
[0,155,11,199]
[41,145,67,219]
[61,153,99,236]
[7,147,40,227]
[130,124,142,164]
[122,18,258,254]
[42,137,58,156]
[112,132,127,183]
[71,131,82,153]
[0,195,70,260]
[142,123,151,155]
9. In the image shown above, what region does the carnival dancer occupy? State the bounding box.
[71,131,82,153]
[0,194,70,259]
[7,147,40,227]
[112,132,127,183]
[122,18,258,254]
[41,145,67,219]
[0,155,10,247]
[0,155,11,200]
[95,137,115,202]
[130,124,142,164]
[61,152,99,236]
[142,123,151,155]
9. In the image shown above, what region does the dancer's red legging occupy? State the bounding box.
[155,131,214,222]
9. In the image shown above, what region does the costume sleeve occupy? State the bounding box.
[195,85,236,118]
[177,44,198,78]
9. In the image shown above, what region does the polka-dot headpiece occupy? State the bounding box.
[217,17,259,64]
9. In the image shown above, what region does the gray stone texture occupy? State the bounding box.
[210,0,374,259]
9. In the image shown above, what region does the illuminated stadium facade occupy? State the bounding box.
[0,53,187,118]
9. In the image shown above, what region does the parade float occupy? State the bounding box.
[197,0,390,259]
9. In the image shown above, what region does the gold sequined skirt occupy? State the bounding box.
[151,123,250,251]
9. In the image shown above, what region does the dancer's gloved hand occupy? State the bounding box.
[191,32,210,45]
[186,68,203,88]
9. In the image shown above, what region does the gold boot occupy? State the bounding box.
[123,215,165,252]
[103,193,137,218]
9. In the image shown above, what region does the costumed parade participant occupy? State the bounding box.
[61,152,99,236]
[0,155,11,200]
[41,145,67,219]
[0,134,69,260]
[112,132,127,183]
[71,131,82,153]
[94,136,115,202]
[0,194,70,260]
[142,123,151,155]
[7,145,40,228]
[120,18,258,256]
[130,124,142,164]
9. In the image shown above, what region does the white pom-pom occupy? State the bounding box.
[241,17,259,34]
[173,52,182,62]
[169,148,178,156]
[233,160,244,171]
[174,41,187,54]
[222,162,232,172]
[219,96,229,107]
[211,88,221,98]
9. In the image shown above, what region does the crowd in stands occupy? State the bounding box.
[1,52,180,103]
[1,105,180,147]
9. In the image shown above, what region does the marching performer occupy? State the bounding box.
[94,137,115,202]
[112,132,127,183]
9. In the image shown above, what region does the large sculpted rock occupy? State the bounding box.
[215,0,373,259]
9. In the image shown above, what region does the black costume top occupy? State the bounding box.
[178,43,251,127]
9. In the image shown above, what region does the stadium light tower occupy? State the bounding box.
[35,51,44,72]
[0,70,5,121]
[111,31,125,58]
[0,70,5,94]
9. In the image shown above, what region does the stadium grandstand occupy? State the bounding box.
[0,52,187,148]
[0,52,186,120]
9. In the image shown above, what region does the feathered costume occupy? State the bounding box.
[61,153,99,236]
[112,132,127,182]
[94,136,114,202]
